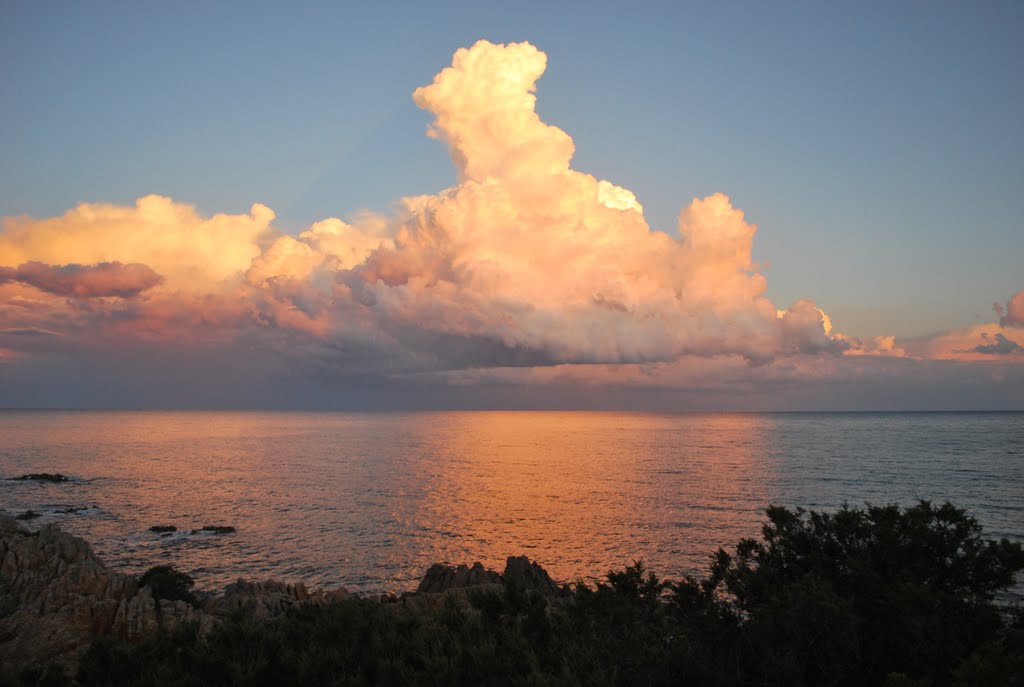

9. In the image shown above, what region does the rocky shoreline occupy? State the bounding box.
[0,515,565,674]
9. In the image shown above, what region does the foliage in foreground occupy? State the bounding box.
[9,501,1024,686]
[137,565,198,606]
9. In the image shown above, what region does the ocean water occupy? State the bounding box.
[1,411,1022,595]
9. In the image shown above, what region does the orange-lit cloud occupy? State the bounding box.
[0,40,1021,407]
[0,261,162,298]
[908,322,1024,362]
[995,290,1024,328]
[0,195,274,292]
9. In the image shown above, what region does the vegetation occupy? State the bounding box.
[10,501,1024,686]
[137,565,197,606]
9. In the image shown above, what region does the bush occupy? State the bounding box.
[138,565,197,606]
[682,501,1024,686]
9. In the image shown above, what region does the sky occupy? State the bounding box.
[0,1,1022,410]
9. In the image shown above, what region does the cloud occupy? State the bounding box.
[973,332,1023,355]
[412,41,575,184]
[326,41,841,368]
[840,334,907,358]
[0,195,275,292]
[4,41,843,371]
[5,261,163,298]
[994,290,1024,328]
[0,40,1020,408]
[903,323,1024,361]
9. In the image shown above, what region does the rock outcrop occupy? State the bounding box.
[0,515,206,671]
[416,561,503,593]
[503,555,566,596]
[212,579,350,621]
[0,516,348,673]
[415,556,566,597]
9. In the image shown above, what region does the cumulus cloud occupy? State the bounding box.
[994,290,1024,328]
[0,194,275,292]
[323,41,841,368]
[0,40,1019,408]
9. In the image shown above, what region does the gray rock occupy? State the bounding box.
[416,561,503,593]
[502,555,565,597]
[0,516,349,674]
[0,515,144,671]
[9,473,69,482]
[191,525,235,534]
[415,557,564,596]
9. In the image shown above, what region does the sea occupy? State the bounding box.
[1,411,1022,595]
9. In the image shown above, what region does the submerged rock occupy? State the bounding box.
[191,525,235,534]
[9,473,69,482]
[148,525,177,533]
[14,510,41,520]
[53,505,95,515]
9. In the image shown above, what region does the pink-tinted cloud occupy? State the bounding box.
[898,322,1024,362]
[8,261,163,298]
[994,290,1024,328]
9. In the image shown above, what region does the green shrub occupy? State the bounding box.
[685,501,1024,686]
